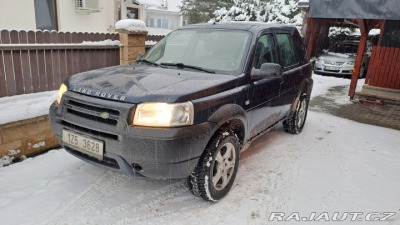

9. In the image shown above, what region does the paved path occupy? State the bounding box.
[310,86,400,131]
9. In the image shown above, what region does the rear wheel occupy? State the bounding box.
[187,131,240,201]
[283,93,309,134]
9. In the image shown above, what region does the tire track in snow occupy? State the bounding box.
[98,182,190,224]
[43,171,131,225]
[42,131,303,225]
[111,194,211,225]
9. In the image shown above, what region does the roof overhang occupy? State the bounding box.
[309,0,400,20]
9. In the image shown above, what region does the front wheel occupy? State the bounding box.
[283,94,309,134]
[187,131,240,201]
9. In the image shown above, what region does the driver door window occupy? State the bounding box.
[252,34,277,69]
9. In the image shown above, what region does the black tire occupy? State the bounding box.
[186,171,200,198]
[187,131,240,202]
[283,93,309,134]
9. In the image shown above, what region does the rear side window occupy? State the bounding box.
[276,34,298,68]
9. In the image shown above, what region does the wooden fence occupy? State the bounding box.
[147,35,165,43]
[0,30,120,98]
[366,46,400,89]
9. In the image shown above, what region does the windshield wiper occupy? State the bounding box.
[160,63,215,74]
[137,59,165,68]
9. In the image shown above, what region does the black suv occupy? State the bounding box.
[50,22,313,202]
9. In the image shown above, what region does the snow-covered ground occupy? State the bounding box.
[0,75,399,225]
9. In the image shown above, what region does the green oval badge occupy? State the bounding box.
[100,112,110,119]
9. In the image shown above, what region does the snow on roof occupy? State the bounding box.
[298,0,309,8]
[115,19,148,33]
[139,0,181,12]
[139,0,163,7]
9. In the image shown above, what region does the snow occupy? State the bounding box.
[81,39,120,46]
[145,40,158,46]
[0,75,399,224]
[0,91,57,125]
[214,0,303,30]
[115,19,148,32]
[310,74,362,100]
[0,155,13,167]
[329,27,381,37]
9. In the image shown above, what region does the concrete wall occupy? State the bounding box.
[0,0,117,32]
[57,0,116,32]
[0,116,59,160]
[0,0,36,30]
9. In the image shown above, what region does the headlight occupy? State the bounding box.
[346,61,355,65]
[133,102,194,127]
[57,84,67,104]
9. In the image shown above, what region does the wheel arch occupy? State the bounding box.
[206,104,248,145]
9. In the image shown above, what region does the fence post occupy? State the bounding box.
[115,19,148,65]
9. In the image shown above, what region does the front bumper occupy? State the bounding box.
[314,61,353,75]
[49,91,217,179]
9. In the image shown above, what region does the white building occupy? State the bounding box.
[146,9,182,30]
[0,0,125,32]
[0,0,180,33]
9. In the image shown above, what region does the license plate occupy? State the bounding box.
[62,130,104,159]
[324,65,339,70]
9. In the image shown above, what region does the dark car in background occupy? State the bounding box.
[314,40,371,78]
[50,22,313,201]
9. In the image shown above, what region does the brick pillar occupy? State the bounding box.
[115,20,148,65]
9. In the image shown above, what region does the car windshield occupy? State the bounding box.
[141,29,252,75]
[330,43,359,54]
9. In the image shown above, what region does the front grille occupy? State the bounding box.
[62,120,119,140]
[335,61,345,66]
[67,147,120,169]
[324,60,344,66]
[325,68,340,72]
[64,99,120,126]
[67,108,118,125]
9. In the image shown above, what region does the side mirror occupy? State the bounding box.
[136,53,144,61]
[251,63,282,80]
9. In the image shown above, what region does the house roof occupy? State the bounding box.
[309,0,400,20]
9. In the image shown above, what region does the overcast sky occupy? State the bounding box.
[167,0,182,12]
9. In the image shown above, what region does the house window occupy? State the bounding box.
[157,19,162,28]
[34,0,57,31]
[161,19,169,29]
[148,18,155,28]
[127,7,139,19]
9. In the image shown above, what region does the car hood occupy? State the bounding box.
[318,52,356,62]
[66,64,240,103]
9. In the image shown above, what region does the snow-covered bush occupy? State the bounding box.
[213,0,303,29]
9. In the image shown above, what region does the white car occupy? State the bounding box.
[314,41,370,78]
